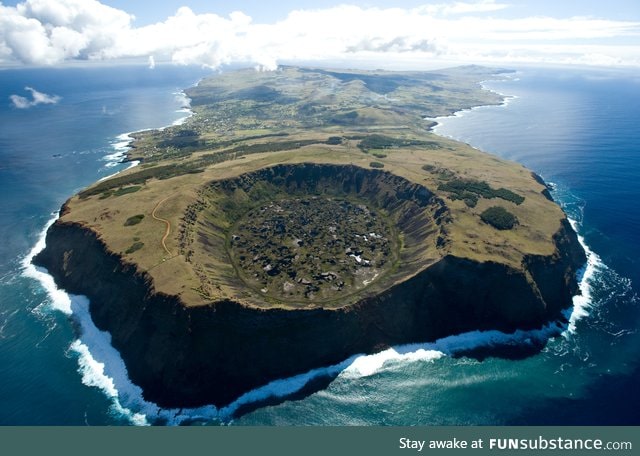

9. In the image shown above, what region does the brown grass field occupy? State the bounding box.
[60,66,565,309]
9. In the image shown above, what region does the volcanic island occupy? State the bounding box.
[34,65,586,408]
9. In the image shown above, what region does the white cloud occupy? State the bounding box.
[346,37,444,54]
[10,86,61,108]
[418,0,510,16]
[0,0,132,64]
[0,0,638,69]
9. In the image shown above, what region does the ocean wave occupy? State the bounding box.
[171,91,193,126]
[98,160,140,182]
[479,80,519,107]
[60,285,574,425]
[101,91,193,172]
[68,297,149,426]
[100,133,135,171]
[427,92,518,136]
[564,218,601,335]
[428,75,520,138]
[0,308,19,339]
[21,214,71,315]
[20,213,181,424]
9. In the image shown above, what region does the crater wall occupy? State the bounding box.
[184,164,448,308]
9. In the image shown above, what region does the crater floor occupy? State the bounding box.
[229,197,397,302]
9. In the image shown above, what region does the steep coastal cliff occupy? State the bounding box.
[34,212,584,407]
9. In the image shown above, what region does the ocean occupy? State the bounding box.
[0,64,638,425]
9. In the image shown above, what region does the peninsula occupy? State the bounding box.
[34,65,586,408]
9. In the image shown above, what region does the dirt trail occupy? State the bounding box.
[152,196,173,256]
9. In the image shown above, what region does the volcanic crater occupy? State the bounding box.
[186,163,447,308]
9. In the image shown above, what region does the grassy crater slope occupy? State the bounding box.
[35,65,586,408]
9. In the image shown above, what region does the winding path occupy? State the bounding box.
[152,196,173,256]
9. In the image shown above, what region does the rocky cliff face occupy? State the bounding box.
[34,214,585,408]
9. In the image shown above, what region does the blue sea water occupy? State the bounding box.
[0,64,638,425]
[0,64,210,424]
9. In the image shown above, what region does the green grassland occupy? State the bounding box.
[59,65,566,309]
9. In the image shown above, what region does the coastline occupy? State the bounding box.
[22,212,598,424]
[170,90,194,127]
[105,88,195,168]
[426,72,520,134]
[23,67,594,425]
[426,70,597,335]
[20,83,200,424]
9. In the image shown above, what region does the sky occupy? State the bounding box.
[0,0,639,69]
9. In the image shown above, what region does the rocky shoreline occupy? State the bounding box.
[34,211,585,408]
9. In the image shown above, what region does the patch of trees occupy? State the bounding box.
[80,165,201,198]
[357,134,441,152]
[438,178,524,207]
[330,110,360,125]
[225,139,319,155]
[480,206,518,230]
[142,132,292,164]
[81,138,333,199]
[421,164,455,179]
[98,185,143,199]
[124,214,145,226]
[125,241,145,254]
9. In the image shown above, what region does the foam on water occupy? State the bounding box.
[428,90,518,134]
[480,78,520,108]
[428,75,520,138]
[21,215,71,315]
[69,296,149,426]
[0,309,19,339]
[564,219,601,335]
[171,91,193,126]
[101,133,135,168]
[101,90,192,172]
[98,159,140,182]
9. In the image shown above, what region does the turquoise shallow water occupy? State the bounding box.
[0,65,638,425]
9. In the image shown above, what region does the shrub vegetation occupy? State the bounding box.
[438,178,524,207]
[357,134,440,152]
[113,186,142,197]
[480,206,518,230]
[125,242,145,254]
[124,214,145,226]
